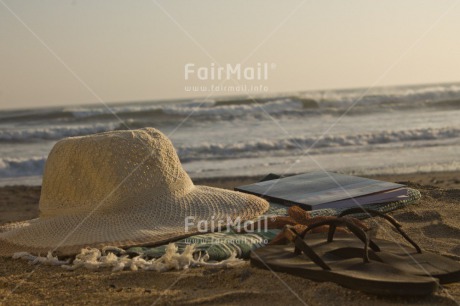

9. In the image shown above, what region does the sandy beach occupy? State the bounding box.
[0,171,459,305]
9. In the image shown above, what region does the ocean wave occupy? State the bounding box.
[0,109,75,123]
[0,123,118,142]
[65,85,460,120]
[317,84,460,108]
[163,98,304,117]
[2,126,457,178]
[177,127,460,161]
[0,104,171,122]
[1,83,459,125]
[65,104,170,119]
[29,99,307,126]
[0,156,46,177]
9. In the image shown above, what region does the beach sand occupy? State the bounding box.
[0,171,459,305]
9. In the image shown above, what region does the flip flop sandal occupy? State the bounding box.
[307,207,460,284]
[250,218,438,296]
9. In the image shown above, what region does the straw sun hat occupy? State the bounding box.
[0,128,269,257]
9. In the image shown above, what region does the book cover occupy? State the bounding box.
[235,171,406,210]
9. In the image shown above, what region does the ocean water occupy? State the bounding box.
[0,83,459,186]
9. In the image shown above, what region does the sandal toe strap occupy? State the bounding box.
[339,207,422,253]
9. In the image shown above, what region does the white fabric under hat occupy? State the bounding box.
[0,128,269,257]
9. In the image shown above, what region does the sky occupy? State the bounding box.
[0,0,459,110]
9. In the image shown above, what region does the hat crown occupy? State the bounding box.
[39,128,193,215]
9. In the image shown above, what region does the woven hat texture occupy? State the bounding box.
[0,128,269,256]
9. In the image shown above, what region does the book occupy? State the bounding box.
[234,171,408,210]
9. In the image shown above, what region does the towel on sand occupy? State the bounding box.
[14,188,420,271]
[127,188,421,260]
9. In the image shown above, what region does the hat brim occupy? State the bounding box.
[0,186,268,257]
